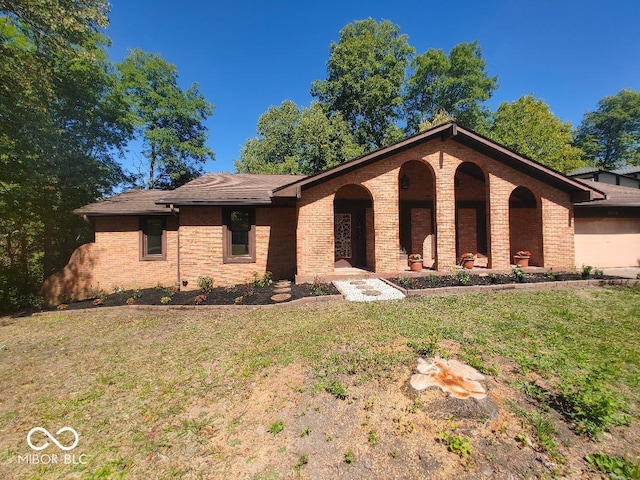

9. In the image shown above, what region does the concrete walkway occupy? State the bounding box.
[602,267,640,279]
[333,278,405,302]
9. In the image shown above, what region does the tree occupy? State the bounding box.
[311,18,414,150]
[117,49,214,189]
[1,0,131,308]
[489,95,585,173]
[235,100,363,175]
[575,89,640,169]
[405,41,498,134]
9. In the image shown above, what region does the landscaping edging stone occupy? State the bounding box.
[34,293,345,316]
[381,277,640,297]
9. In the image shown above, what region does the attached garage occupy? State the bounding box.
[574,182,640,268]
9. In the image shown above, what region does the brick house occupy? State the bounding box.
[43,122,607,303]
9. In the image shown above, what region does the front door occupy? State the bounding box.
[334,208,366,267]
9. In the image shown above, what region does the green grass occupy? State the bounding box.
[0,286,639,478]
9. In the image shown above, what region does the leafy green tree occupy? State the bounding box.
[418,109,457,132]
[0,0,131,309]
[405,41,498,134]
[311,18,414,150]
[235,101,363,175]
[489,95,585,173]
[117,49,214,189]
[575,89,640,169]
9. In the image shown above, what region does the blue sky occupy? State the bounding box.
[107,0,640,174]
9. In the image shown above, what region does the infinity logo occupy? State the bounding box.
[27,427,79,451]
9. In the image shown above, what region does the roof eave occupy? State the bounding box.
[273,123,454,197]
[73,209,173,217]
[154,198,274,206]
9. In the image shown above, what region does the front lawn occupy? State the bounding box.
[1,285,639,479]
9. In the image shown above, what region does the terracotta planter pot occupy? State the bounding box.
[409,260,423,272]
[514,255,530,267]
[461,259,474,269]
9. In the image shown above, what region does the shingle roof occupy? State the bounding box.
[155,173,305,205]
[612,166,640,175]
[74,189,171,216]
[567,166,601,176]
[573,179,640,207]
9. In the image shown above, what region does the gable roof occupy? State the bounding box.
[273,122,604,203]
[155,173,305,206]
[74,189,172,216]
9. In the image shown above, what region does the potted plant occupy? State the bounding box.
[408,253,423,272]
[460,252,475,269]
[513,250,531,268]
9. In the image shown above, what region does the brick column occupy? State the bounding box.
[434,156,457,270]
[296,194,335,277]
[487,173,511,269]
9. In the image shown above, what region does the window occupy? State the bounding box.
[223,208,255,263]
[140,217,166,260]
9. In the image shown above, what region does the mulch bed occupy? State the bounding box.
[56,282,340,310]
[389,272,616,290]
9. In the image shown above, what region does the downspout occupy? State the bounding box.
[169,204,181,289]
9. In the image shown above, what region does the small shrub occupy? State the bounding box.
[194,294,207,305]
[132,289,142,299]
[582,265,593,278]
[125,297,135,305]
[268,421,284,435]
[426,274,437,282]
[585,452,640,478]
[593,268,604,278]
[399,276,412,289]
[197,276,214,293]
[512,266,525,282]
[325,379,348,399]
[160,296,171,305]
[164,286,178,297]
[252,271,273,287]
[438,432,472,457]
[344,449,355,464]
[488,273,498,284]
[311,275,327,295]
[453,268,470,285]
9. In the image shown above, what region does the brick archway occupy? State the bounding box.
[454,162,488,265]
[398,160,436,268]
[509,186,543,266]
[333,184,375,270]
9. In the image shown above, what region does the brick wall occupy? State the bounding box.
[42,206,298,304]
[179,206,297,288]
[457,208,478,255]
[42,215,179,304]
[296,138,575,275]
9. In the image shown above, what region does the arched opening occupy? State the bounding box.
[334,184,374,270]
[509,186,543,266]
[398,160,436,268]
[454,162,488,265]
